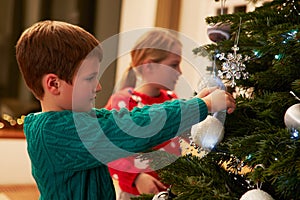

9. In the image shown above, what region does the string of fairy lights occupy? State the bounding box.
[278,0,300,17]
[0,114,25,129]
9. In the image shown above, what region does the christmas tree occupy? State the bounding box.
[134,0,300,199]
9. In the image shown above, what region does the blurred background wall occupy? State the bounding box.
[0,0,266,117]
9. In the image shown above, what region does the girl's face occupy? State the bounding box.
[142,48,182,91]
[71,57,102,112]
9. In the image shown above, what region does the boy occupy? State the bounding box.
[16,20,235,200]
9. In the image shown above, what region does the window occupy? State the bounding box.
[234,5,247,13]
[216,7,228,15]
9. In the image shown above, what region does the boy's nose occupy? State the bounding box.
[96,82,102,92]
[177,66,182,75]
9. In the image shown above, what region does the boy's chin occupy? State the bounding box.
[72,105,94,112]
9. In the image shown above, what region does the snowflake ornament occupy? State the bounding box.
[217,44,250,87]
[216,17,250,87]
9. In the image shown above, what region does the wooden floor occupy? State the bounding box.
[0,185,39,200]
[0,181,121,200]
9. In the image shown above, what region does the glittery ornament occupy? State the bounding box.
[217,18,250,87]
[191,75,226,152]
[190,115,224,151]
[217,45,250,87]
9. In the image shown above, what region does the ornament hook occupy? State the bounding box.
[253,164,265,189]
[290,91,300,101]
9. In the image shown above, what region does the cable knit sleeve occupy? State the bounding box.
[25,97,207,172]
[94,98,207,163]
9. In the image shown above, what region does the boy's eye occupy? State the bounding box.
[170,64,178,68]
[86,76,96,81]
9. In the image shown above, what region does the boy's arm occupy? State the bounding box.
[100,87,236,159]
[94,98,207,163]
[39,98,207,171]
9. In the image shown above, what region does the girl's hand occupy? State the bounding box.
[135,173,167,194]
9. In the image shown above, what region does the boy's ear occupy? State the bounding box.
[43,74,60,95]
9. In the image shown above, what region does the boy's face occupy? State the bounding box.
[71,57,102,112]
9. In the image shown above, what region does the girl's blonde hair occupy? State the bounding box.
[118,29,182,90]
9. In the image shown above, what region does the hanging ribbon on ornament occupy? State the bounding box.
[217,17,250,88]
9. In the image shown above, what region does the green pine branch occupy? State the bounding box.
[135,1,300,199]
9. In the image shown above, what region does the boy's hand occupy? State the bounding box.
[197,86,218,98]
[197,88,236,114]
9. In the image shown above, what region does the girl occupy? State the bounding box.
[106,29,200,199]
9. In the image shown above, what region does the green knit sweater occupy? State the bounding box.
[24,98,208,200]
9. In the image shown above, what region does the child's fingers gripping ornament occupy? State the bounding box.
[190,76,226,152]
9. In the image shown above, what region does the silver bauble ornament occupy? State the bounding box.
[240,189,274,200]
[284,103,300,130]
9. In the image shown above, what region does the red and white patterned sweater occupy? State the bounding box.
[105,87,181,195]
